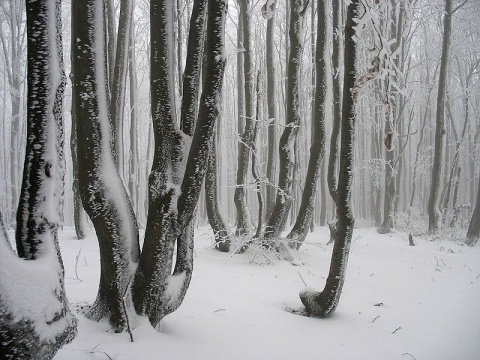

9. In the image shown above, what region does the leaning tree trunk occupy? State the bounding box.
[287,0,327,249]
[299,0,358,317]
[1,1,77,358]
[264,0,309,243]
[72,0,140,332]
[428,0,452,233]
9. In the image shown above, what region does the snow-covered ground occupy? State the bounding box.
[53,226,480,360]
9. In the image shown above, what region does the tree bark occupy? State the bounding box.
[299,0,357,317]
[132,0,227,328]
[72,0,140,331]
[427,0,452,233]
[234,0,255,236]
[264,0,310,242]
[287,0,327,249]
[2,1,77,357]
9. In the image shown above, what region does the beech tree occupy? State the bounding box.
[0,0,77,357]
[298,0,358,316]
[427,0,452,233]
[72,0,227,330]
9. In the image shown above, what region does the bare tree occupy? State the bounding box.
[1,1,77,357]
[299,0,358,317]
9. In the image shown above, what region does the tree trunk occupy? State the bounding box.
[110,0,133,171]
[427,0,452,233]
[264,0,277,221]
[72,0,140,331]
[234,0,255,236]
[205,127,231,252]
[1,1,77,357]
[287,0,327,249]
[466,174,480,246]
[299,0,357,317]
[132,0,226,328]
[264,0,309,242]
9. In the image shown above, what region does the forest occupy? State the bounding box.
[0,0,479,359]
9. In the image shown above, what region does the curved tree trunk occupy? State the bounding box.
[287,0,327,249]
[2,1,77,357]
[72,0,140,331]
[299,0,357,317]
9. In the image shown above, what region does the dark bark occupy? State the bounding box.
[234,0,255,236]
[2,1,77,357]
[287,0,327,249]
[428,0,452,233]
[132,0,227,328]
[205,128,231,252]
[110,0,133,170]
[299,0,357,317]
[264,0,310,241]
[72,0,140,331]
[180,0,207,136]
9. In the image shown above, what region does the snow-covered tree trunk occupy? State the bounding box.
[234,0,255,236]
[428,0,452,233]
[326,0,342,242]
[1,1,77,357]
[287,0,327,249]
[132,0,227,328]
[299,0,357,317]
[71,0,140,331]
[264,0,309,241]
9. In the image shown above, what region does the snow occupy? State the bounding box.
[53,226,480,360]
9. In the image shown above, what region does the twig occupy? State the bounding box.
[402,353,417,360]
[392,326,402,334]
[74,249,83,282]
[214,308,226,313]
[122,277,134,342]
[371,315,380,323]
[87,344,114,360]
[297,271,308,287]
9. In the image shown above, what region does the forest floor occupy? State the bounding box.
[52,225,480,360]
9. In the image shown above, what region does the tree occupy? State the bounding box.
[72,0,227,331]
[0,0,27,226]
[264,0,310,244]
[234,0,255,236]
[0,1,77,357]
[427,0,453,233]
[298,0,358,317]
[287,0,327,249]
